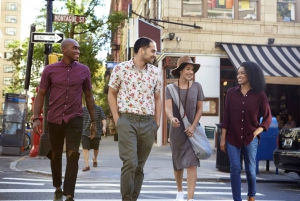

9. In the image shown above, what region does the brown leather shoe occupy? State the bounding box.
[93,161,97,167]
[82,166,90,172]
[248,197,255,201]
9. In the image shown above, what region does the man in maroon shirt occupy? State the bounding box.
[33,38,96,201]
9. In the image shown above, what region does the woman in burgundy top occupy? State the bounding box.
[220,61,272,201]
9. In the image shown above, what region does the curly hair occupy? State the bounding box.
[239,61,266,93]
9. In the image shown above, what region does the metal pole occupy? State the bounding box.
[38,0,54,157]
[24,24,36,90]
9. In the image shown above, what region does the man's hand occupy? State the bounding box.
[33,119,42,135]
[89,122,96,139]
[102,127,106,135]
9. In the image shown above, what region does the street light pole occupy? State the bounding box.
[38,0,54,157]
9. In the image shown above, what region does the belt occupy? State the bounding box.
[120,113,154,120]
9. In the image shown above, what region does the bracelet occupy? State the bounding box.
[32,118,40,122]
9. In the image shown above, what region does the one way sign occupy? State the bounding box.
[31,32,64,44]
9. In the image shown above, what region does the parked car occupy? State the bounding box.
[273,127,300,177]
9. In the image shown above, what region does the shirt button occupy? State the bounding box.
[241,136,243,138]
[66,97,68,99]
[242,111,244,113]
[242,119,244,121]
[243,102,244,104]
[65,105,66,107]
[241,128,243,130]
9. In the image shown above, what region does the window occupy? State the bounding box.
[6,15,17,23]
[6,2,18,11]
[3,78,13,86]
[239,0,258,20]
[5,28,17,36]
[277,0,296,22]
[4,40,14,48]
[4,52,13,60]
[183,0,259,20]
[183,0,202,17]
[4,65,15,73]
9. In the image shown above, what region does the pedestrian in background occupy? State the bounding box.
[82,104,106,171]
[108,37,162,201]
[220,61,272,201]
[33,38,96,201]
[283,114,296,129]
[165,56,204,201]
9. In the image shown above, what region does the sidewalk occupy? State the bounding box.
[3,136,300,183]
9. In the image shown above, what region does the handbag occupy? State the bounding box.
[167,84,212,160]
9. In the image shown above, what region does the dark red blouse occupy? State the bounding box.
[221,86,272,147]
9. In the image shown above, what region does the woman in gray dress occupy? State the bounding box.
[165,56,205,201]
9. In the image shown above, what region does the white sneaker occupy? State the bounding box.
[175,191,185,201]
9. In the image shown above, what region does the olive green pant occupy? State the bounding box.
[117,113,158,201]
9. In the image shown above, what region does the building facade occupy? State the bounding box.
[113,0,300,146]
[0,0,22,126]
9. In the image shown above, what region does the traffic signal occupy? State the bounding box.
[48,54,58,64]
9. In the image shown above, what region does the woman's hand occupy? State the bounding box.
[185,125,196,137]
[220,137,226,153]
[171,117,180,127]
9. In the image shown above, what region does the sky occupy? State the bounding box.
[21,0,111,60]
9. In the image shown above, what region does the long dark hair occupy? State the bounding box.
[239,61,266,93]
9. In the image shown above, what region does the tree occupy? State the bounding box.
[6,0,127,115]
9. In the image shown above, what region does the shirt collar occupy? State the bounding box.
[130,58,149,70]
[60,60,77,68]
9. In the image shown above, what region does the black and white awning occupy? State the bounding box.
[220,43,300,77]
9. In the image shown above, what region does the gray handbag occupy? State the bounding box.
[167,84,212,160]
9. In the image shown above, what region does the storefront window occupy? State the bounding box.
[183,0,202,17]
[207,0,234,19]
[277,0,296,22]
[239,0,258,20]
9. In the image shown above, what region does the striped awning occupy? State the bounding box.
[221,43,300,77]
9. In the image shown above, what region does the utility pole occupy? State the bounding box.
[38,0,54,157]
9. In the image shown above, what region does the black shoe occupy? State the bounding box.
[53,189,63,201]
[65,197,74,201]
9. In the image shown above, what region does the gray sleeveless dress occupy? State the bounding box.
[166,82,205,170]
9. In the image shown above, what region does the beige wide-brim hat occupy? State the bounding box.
[171,55,201,78]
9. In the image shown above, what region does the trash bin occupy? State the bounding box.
[204,126,215,139]
[216,124,243,172]
[256,117,278,174]
[215,124,230,171]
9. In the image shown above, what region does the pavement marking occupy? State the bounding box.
[76,183,232,189]
[0,181,44,185]
[3,177,52,182]
[0,189,263,195]
[3,200,285,201]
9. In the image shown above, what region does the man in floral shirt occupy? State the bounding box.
[108,37,162,201]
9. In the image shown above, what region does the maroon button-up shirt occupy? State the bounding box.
[39,60,92,124]
[221,86,272,147]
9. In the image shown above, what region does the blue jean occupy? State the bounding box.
[226,137,258,201]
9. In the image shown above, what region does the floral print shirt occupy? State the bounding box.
[108,58,162,115]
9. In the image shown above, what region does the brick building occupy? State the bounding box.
[111,0,300,146]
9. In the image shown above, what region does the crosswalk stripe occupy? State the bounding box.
[0,182,44,185]
[3,177,52,182]
[3,200,285,201]
[76,183,232,189]
[0,189,263,195]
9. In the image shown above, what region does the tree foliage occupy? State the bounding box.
[6,0,127,114]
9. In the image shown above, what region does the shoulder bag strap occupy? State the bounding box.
[167,84,191,128]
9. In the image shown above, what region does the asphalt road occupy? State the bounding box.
[0,155,299,201]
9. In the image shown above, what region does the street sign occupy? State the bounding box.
[53,14,86,23]
[31,32,64,44]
